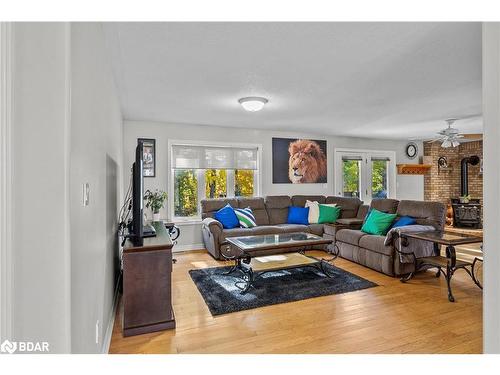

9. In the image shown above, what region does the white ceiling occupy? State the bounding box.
[103,22,482,139]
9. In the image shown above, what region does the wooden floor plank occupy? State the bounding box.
[109,250,482,354]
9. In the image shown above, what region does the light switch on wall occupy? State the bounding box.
[95,320,99,345]
[83,183,90,206]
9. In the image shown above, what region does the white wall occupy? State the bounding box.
[123,120,423,249]
[10,23,71,353]
[0,22,13,343]
[482,22,500,354]
[7,22,123,354]
[69,23,123,354]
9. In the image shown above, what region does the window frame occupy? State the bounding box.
[334,148,396,203]
[168,139,262,222]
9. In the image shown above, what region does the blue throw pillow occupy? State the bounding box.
[214,204,240,229]
[391,215,416,229]
[287,206,310,225]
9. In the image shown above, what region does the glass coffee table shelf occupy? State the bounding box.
[223,232,334,294]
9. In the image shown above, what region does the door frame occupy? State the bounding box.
[334,148,397,203]
[0,22,13,342]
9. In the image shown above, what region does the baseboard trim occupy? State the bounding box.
[102,276,120,354]
[173,243,204,252]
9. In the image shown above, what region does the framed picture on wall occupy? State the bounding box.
[272,137,327,183]
[138,138,156,177]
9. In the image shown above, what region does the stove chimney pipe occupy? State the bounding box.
[460,155,480,196]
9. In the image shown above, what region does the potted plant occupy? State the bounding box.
[144,189,168,222]
[460,194,471,204]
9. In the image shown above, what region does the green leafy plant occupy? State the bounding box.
[144,189,168,214]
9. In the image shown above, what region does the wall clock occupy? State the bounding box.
[405,143,418,159]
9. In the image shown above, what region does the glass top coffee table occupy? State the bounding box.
[223,232,333,293]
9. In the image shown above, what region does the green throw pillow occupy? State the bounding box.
[361,208,397,236]
[318,204,341,224]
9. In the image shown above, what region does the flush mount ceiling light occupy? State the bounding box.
[238,97,268,112]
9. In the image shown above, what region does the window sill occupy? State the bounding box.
[171,219,203,226]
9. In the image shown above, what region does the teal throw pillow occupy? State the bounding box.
[318,204,341,224]
[361,208,397,236]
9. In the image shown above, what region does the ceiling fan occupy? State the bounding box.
[427,118,482,148]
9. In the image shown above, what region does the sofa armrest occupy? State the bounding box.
[202,217,223,259]
[336,218,364,226]
[202,217,223,232]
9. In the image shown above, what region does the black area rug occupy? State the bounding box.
[189,262,377,316]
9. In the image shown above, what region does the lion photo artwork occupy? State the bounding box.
[272,137,328,183]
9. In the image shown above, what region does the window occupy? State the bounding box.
[205,169,227,199]
[336,150,395,203]
[170,142,260,219]
[173,169,199,217]
[235,169,254,197]
[371,158,389,199]
[342,157,362,198]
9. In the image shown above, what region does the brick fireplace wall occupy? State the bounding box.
[424,140,483,205]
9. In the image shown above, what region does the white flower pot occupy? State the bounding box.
[153,212,161,222]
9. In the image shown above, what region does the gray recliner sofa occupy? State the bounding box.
[201,195,366,260]
[335,199,446,276]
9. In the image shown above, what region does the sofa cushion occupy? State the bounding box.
[275,224,310,233]
[361,209,397,235]
[292,195,326,207]
[336,218,364,226]
[287,206,309,225]
[370,198,400,214]
[395,200,446,231]
[359,234,394,256]
[305,200,320,223]
[220,226,281,242]
[201,198,239,219]
[214,204,240,229]
[336,229,366,246]
[265,195,292,224]
[390,215,416,229]
[356,205,370,219]
[325,196,362,218]
[234,207,257,228]
[237,197,269,225]
[308,224,324,236]
[318,204,341,224]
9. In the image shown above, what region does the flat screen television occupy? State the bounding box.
[131,142,144,246]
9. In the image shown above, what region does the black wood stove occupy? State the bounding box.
[451,155,482,229]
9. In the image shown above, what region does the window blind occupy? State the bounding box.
[342,156,363,161]
[371,156,391,161]
[172,145,258,170]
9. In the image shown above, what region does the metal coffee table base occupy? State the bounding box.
[223,253,334,294]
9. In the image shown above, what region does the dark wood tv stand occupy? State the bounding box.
[122,221,175,336]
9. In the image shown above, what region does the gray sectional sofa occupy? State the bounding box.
[200,195,446,277]
[201,195,365,259]
[335,199,446,276]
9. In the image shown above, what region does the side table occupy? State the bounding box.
[398,231,483,302]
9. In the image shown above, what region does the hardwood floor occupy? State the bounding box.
[109,250,482,354]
